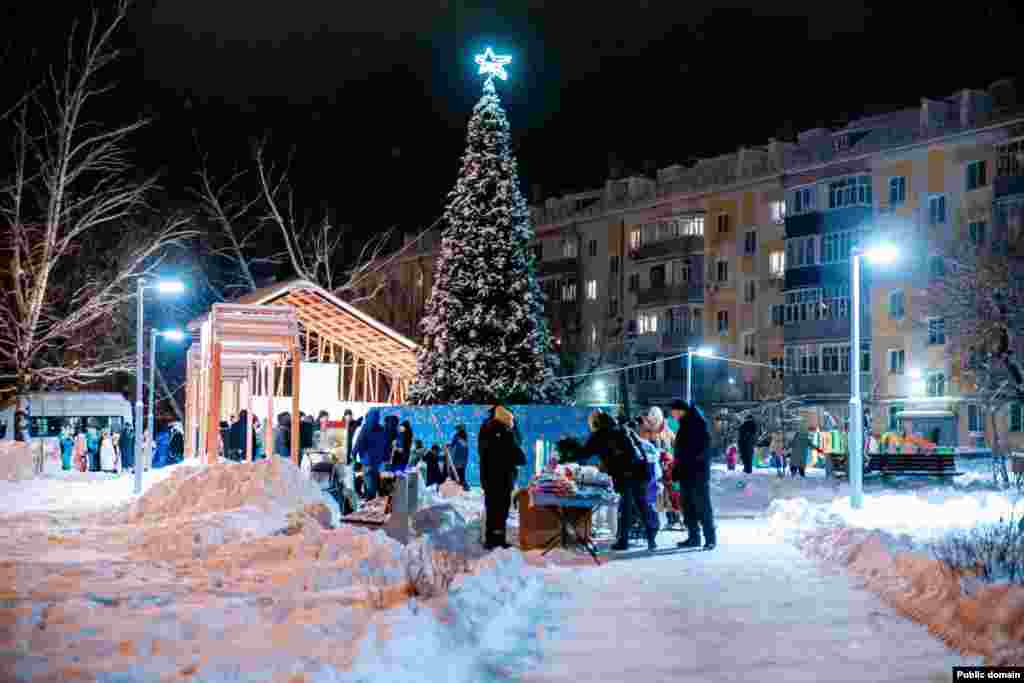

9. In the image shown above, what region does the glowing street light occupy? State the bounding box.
[134,279,186,495]
[849,243,899,509]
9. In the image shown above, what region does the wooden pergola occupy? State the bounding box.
[184,280,418,462]
[233,279,418,404]
[187,303,302,464]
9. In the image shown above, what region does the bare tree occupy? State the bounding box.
[193,142,392,301]
[927,218,1024,486]
[253,141,392,298]
[0,1,194,412]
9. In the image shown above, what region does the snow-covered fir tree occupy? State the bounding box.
[408,78,565,404]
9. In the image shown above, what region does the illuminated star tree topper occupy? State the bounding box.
[475,47,511,85]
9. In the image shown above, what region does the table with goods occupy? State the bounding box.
[526,460,618,564]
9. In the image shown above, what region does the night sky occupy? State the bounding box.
[5,1,1024,239]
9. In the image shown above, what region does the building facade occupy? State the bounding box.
[356,80,1024,449]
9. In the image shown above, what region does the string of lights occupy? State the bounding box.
[557,349,776,381]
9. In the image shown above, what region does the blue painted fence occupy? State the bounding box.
[363,405,596,488]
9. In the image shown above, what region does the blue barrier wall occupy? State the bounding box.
[360,405,595,488]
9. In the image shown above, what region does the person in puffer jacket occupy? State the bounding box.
[351,410,390,499]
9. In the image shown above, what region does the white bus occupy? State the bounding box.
[1,392,133,439]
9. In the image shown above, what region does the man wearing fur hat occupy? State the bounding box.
[478,405,526,550]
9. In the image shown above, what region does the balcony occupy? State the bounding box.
[784,206,873,239]
[784,372,871,398]
[995,174,1024,199]
[629,235,703,261]
[537,257,578,278]
[636,283,704,307]
[660,330,697,351]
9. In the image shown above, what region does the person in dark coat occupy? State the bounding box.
[478,405,525,550]
[392,420,413,470]
[580,411,657,552]
[344,409,362,464]
[228,410,249,460]
[274,412,291,462]
[448,425,470,490]
[738,417,758,475]
[120,425,135,470]
[351,410,389,498]
[423,444,445,487]
[168,423,185,464]
[670,399,716,550]
[299,413,315,453]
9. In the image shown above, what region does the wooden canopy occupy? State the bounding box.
[232,279,419,403]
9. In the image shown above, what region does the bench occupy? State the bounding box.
[827,452,871,478]
[874,452,958,477]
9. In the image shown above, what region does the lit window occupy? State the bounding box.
[686,216,705,236]
[562,239,578,258]
[638,312,659,335]
[770,201,785,223]
[562,280,577,302]
[585,279,597,300]
[590,324,598,348]
[629,229,641,251]
[769,250,785,277]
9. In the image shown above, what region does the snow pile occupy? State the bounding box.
[769,490,1024,662]
[0,440,34,481]
[347,550,563,681]
[119,458,335,525]
[103,460,341,560]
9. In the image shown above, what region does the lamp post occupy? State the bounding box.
[134,279,185,495]
[148,329,186,463]
[686,346,714,405]
[849,244,897,509]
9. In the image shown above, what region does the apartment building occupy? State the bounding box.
[355,80,1024,449]
[779,84,1024,448]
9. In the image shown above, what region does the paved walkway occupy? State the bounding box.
[527,520,980,683]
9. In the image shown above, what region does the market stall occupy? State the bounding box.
[521,460,617,564]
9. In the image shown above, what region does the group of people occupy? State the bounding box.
[54,420,184,473]
[573,399,716,553]
[350,412,470,500]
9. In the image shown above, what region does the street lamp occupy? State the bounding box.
[135,279,185,495]
[686,346,715,405]
[148,329,186,467]
[849,244,898,509]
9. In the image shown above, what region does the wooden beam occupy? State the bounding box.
[206,341,223,465]
[265,361,275,458]
[245,376,254,463]
[290,342,301,467]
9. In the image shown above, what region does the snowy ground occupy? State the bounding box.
[526,522,981,683]
[0,459,1008,681]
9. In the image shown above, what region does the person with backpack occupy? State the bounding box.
[580,410,657,552]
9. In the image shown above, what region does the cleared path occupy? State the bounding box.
[527,520,980,683]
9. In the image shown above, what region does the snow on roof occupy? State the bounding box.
[896,410,955,418]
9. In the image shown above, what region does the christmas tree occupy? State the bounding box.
[408,51,565,405]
